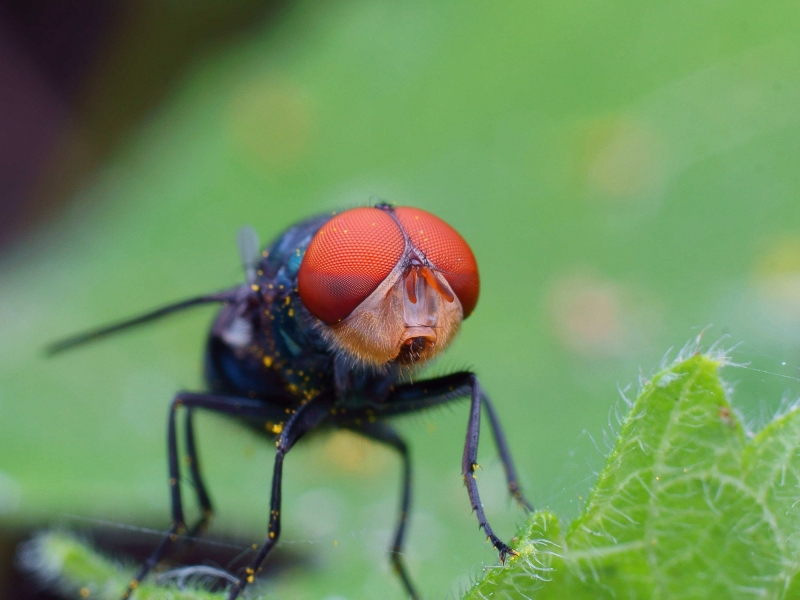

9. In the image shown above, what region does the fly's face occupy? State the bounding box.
[298,205,479,368]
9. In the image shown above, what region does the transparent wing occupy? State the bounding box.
[237,226,261,284]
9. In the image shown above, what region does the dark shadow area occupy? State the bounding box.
[0,0,290,252]
[1,526,307,599]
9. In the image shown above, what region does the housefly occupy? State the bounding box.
[48,203,532,600]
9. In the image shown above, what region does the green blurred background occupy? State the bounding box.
[2,1,800,598]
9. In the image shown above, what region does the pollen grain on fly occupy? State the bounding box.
[265,421,284,434]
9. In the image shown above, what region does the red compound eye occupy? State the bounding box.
[298,207,404,324]
[395,207,480,318]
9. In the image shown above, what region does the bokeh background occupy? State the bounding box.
[2,1,800,598]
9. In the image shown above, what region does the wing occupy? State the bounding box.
[237,226,261,285]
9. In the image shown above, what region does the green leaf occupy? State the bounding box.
[465,352,800,599]
[20,532,243,600]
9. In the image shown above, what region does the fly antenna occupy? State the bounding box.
[237,226,261,284]
[45,289,239,356]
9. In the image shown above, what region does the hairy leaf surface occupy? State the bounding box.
[466,353,800,600]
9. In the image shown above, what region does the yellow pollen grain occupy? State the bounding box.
[288,308,294,317]
[251,284,259,291]
[247,575,254,583]
[284,296,291,305]
[263,356,273,367]
[80,588,90,598]
[269,532,275,539]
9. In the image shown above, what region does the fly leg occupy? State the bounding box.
[185,408,213,531]
[226,395,334,600]
[336,372,528,563]
[122,393,284,600]
[167,408,215,564]
[461,374,515,561]
[482,393,533,512]
[345,372,532,511]
[352,423,419,600]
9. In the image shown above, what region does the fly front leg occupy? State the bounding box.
[352,372,533,511]
[227,395,334,600]
[122,393,285,600]
[461,375,515,561]
[482,394,533,512]
[337,371,530,563]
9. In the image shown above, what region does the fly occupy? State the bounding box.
[48,202,532,600]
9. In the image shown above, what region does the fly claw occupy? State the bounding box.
[498,544,518,564]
